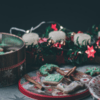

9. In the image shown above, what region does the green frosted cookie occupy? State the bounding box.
[0,51,5,55]
[39,63,59,75]
[44,74,63,82]
[85,67,100,76]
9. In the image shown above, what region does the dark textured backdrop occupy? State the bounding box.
[0,1,100,33]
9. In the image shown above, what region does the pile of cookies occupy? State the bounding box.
[38,63,85,94]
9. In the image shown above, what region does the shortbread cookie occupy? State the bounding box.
[43,74,63,85]
[56,81,85,94]
[39,63,59,76]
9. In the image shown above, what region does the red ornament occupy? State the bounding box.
[53,42,59,47]
[71,36,74,41]
[51,24,58,31]
[53,42,62,48]
[77,31,83,33]
[85,45,96,58]
[38,38,48,43]
[96,40,100,46]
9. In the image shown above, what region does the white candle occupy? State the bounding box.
[74,33,91,46]
[48,31,66,42]
[22,33,39,46]
[98,31,100,38]
[0,34,2,43]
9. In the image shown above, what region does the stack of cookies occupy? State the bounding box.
[38,63,85,94]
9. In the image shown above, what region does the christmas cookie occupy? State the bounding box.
[0,47,3,52]
[43,74,64,85]
[85,67,100,76]
[0,51,4,55]
[56,81,85,94]
[39,63,59,76]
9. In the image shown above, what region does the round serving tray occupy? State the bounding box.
[18,68,91,100]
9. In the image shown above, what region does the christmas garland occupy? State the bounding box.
[10,22,100,66]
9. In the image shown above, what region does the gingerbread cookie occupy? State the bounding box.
[56,81,85,94]
[85,67,100,76]
[39,63,59,76]
[43,74,64,85]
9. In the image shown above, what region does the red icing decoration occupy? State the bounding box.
[48,89,52,91]
[51,24,58,31]
[45,84,49,86]
[32,72,41,82]
[83,79,87,81]
[34,86,38,88]
[57,92,63,95]
[92,80,95,83]
[77,31,83,33]
[85,45,96,58]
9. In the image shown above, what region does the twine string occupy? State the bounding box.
[10,21,46,34]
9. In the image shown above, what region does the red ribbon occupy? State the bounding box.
[56,51,65,64]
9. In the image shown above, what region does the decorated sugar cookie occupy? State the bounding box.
[0,51,4,55]
[85,67,100,76]
[39,63,59,76]
[43,74,64,85]
[56,81,85,94]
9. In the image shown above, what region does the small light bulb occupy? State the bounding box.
[78,51,82,54]
[26,30,30,34]
[60,26,63,29]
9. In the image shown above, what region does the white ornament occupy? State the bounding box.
[22,33,39,46]
[49,31,66,42]
[74,33,91,46]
